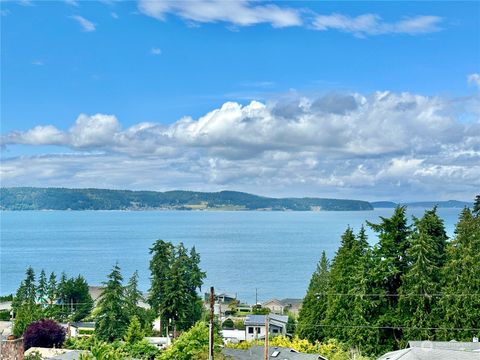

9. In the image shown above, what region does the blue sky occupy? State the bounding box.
[1,0,479,201]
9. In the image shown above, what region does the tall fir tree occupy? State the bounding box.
[47,272,57,304]
[324,227,371,345]
[148,239,174,335]
[367,206,411,351]
[347,227,378,355]
[125,271,143,317]
[473,194,480,217]
[37,270,48,304]
[398,208,447,342]
[437,207,480,340]
[12,267,42,337]
[296,251,330,342]
[95,263,129,342]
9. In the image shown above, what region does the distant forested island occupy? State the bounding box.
[0,187,374,211]
[371,200,473,208]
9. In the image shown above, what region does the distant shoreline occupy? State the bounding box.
[0,187,473,211]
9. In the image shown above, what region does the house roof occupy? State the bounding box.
[262,299,283,306]
[244,314,289,326]
[280,298,303,306]
[378,347,480,360]
[223,345,324,360]
[407,341,480,351]
[24,347,87,360]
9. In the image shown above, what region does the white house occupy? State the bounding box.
[244,314,288,341]
[220,329,246,344]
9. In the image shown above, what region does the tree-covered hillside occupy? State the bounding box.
[0,187,373,211]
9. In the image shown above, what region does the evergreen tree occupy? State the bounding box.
[124,315,144,344]
[12,267,42,337]
[24,266,37,304]
[437,207,480,340]
[95,263,129,342]
[148,239,174,334]
[125,271,143,319]
[398,208,446,342]
[47,272,57,304]
[347,229,378,355]
[296,251,330,342]
[163,244,190,336]
[473,194,480,217]
[37,270,48,304]
[367,206,411,350]
[324,227,370,344]
[68,276,93,321]
[148,241,206,336]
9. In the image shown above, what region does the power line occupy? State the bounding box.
[313,293,480,297]
[297,323,480,332]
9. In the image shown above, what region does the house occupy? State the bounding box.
[221,329,246,344]
[378,340,480,360]
[244,314,288,341]
[223,345,327,360]
[61,322,95,338]
[145,336,171,349]
[89,286,150,309]
[262,299,303,316]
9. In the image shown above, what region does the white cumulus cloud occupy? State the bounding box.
[71,15,96,32]
[312,13,442,37]
[1,91,478,201]
[137,0,302,28]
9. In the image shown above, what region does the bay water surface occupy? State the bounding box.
[0,208,462,303]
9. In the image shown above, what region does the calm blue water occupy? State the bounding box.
[0,209,461,303]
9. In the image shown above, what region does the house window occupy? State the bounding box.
[248,327,254,334]
[256,327,261,333]
[272,328,279,334]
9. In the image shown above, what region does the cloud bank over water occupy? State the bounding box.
[1,91,479,201]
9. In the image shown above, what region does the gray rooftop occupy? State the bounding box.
[378,347,480,360]
[407,341,480,351]
[223,346,325,360]
[245,314,289,326]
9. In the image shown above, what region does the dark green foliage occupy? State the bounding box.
[37,270,47,304]
[297,201,480,356]
[398,208,446,342]
[148,240,206,336]
[62,275,94,322]
[47,272,57,303]
[12,267,42,337]
[125,271,143,318]
[437,207,480,340]
[0,187,373,211]
[124,316,144,344]
[222,318,234,329]
[474,194,480,216]
[95,263,129,342]
[296,251,330,342]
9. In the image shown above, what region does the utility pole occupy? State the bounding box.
[255,288,258,306]
[209,286,215,360]
[264,315,269,360]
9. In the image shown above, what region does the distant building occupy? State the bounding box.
[244,314,288,341]
[262,298,303,316]
[89,286,149,309]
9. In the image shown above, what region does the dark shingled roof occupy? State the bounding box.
[223,346,325,360]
